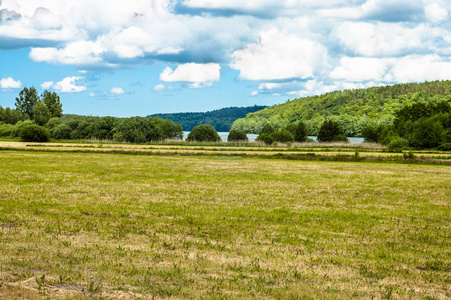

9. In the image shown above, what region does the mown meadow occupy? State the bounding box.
[0,143,450,299]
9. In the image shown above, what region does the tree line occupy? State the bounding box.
[149,105,267,132]
[0,87,183,143]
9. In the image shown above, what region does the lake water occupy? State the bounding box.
[183,132,364,143]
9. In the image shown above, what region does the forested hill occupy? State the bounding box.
[231,81,451,136]
[148,105,267,132]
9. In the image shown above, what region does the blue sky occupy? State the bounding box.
[1,0,451,117]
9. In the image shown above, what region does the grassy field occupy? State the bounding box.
[0,145,450,299]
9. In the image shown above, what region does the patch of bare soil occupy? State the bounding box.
[1,276,158,299]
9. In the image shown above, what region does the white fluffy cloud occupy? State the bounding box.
[425,2,449,23]
[390,55,451,83]
[110,87,125,95]
[231,29,329,81]
[40,81,54,89]
[330,57,389,82]
[30,41,105,66]
[0,77,22,89]
[47,76,87,93]
[160,63,220,88]
[336,22,444,57]
[2,0,451,98]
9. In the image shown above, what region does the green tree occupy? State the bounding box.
[116,117,164,143]
[410,118,445,148]
[45,117,63,130]
[33,102,51,126]
[227,129,248,142]
[187,124,221,142]
[294,121,308,142]
[42,91,63,118]
[317,120,347,142]
[260,123,275,135]
[15,87,40,119]
[0,107,26,124]
[92,116,118,140]
[284,124,296,136]
[70,120,94,140]
[152,117,183,140]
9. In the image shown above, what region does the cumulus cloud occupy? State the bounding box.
[330,57,389,82]
[390,55,451,83]
[160,63,220,87]
[2,0,451,98]
[336,22,444,57]
[425,2,448,23]
[30,41,105,66]
[49,76,87,93]
[231,29,329,81]
[0,77,22,89]
[110,87,125,95]
[40,81,54,89]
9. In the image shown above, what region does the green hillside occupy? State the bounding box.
[231,81,451,136]
[149,105,267,132]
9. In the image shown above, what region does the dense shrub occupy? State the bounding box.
[187,124,221,142]
[0,123,14,137]
[256,133,273,145]
[332,134,349,142]
[270,130,294,143]
[52,124,72,139]
[19,125,49,142]
[388,137,408,152]
[11,120,35,137]
[227,129,248,142]
[437,143,451,151]
[69,120,94,139]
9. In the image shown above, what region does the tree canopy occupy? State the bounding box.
[362,101,451,149]
[15,87,40,119]
[232,80,451,136]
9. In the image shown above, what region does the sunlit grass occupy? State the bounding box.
[0,148,450,299]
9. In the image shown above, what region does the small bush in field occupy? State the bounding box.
[19,125,49,142]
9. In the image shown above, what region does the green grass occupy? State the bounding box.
[0,148,450,299]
